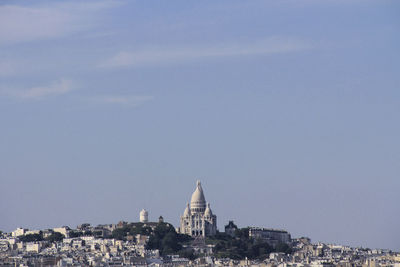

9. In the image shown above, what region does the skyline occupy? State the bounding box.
[1,0,399,251]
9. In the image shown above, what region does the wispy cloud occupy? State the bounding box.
[99,37,312,69]
[0,1,119,45]
[3,79,75,100]
[93,95,154,107]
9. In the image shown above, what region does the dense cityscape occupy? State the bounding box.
[2,0,399,265]
[1,182,399,267]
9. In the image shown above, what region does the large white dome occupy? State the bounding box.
[190,180,206,213]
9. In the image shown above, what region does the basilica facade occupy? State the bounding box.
[179,181,217,237]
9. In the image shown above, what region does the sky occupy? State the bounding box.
[0,0,399,251]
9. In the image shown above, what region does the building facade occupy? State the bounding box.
[179,181,217,237]
[248,227,291,247]
[225,221,238,237]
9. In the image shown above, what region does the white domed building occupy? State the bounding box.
[179,181,217,237]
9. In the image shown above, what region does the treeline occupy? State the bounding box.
[111,222,153,240]
[206,228,292,260]
[111,222,194,258]
[18,232,64,243]
[145,222,192,257]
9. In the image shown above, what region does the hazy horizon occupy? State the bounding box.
[1,0,399,251]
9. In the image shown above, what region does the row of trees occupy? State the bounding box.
[111,221,194,258]
[18,232,64,243]
[111,222,153,240]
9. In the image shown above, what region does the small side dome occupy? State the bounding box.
[183,203,190,217]
[204,203,213,217]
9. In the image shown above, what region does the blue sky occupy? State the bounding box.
[0,0,399,250]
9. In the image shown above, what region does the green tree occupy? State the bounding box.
[162,232,181,254]
[146,235,161,250]
[112,228,128,240]
[275,242,292,254]
[145,222,191,256]
[46,232,65,242]
[19,233,43,242]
